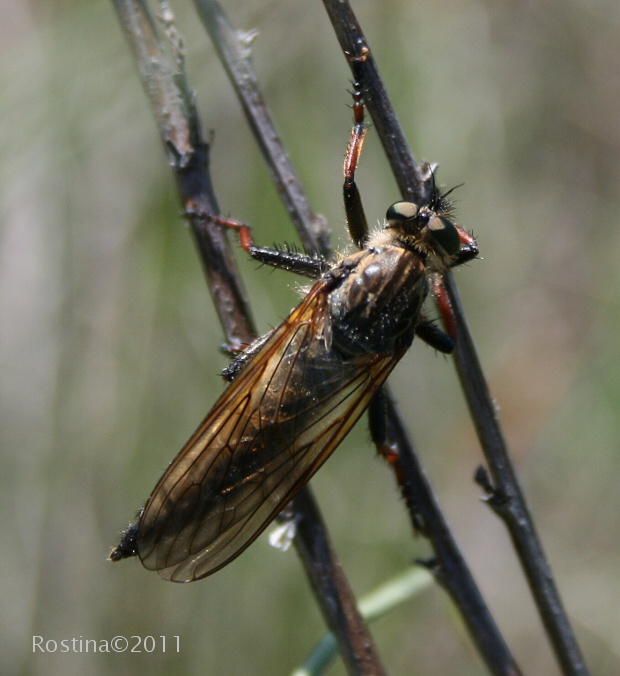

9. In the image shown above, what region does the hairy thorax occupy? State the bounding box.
[327,246,428,357]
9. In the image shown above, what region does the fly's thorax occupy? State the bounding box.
[326,246,428,357]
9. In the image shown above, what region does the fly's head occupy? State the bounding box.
[380,200,477,272]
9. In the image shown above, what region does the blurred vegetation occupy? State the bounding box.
[2,0,620,674]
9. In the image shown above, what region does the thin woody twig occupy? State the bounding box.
[321,0,588,674]
[112,0,384,673]
[446,276,589,676]
[112,0,254,349]
[288,488,387,676]
[383,391,520,676]
[193,0,329,256]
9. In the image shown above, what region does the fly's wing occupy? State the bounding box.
[137,281,402,581]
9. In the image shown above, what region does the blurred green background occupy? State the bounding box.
[2,0,619,674]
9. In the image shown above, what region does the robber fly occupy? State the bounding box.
[110,87,478,582]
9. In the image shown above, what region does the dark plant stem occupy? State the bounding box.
[193,0,330,256]
[446,276,589,676]
[383,391,520,676]
[111,0,254,350]
[290,488,387,676]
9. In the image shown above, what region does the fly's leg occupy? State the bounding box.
[368,389,428,533]
[188,210,334,379]
[188,210,329,279]
[221,329,275,382]
[415,316,455,353]
[420,226,477,344]
[343,84,370,249]
[423,221,478,346]
[452,226,479,267]
[249,245,328,278]
[367,387,391,460]
[432,275,459,341]
[188,210,336,380]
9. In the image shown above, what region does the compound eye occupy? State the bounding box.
[428,216,460,255]
[386,201,419,224]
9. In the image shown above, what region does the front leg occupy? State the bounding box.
[343,83,370,249]
[249,245,328,279]
[190,210,328,280]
